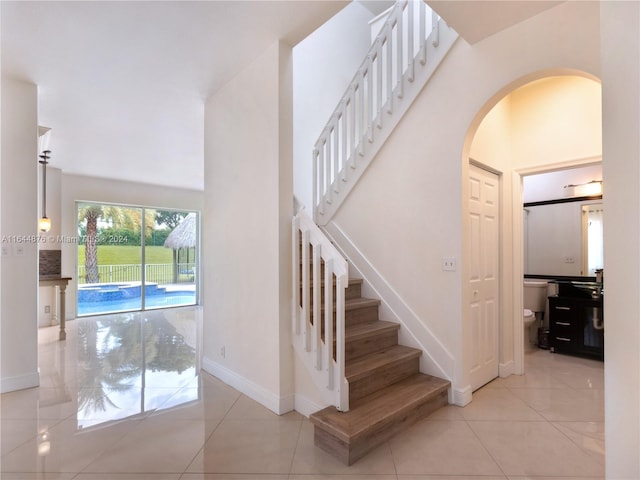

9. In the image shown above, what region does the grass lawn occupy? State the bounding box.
[77,245,174,266]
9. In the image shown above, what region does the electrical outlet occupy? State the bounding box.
[14,244,25,256]
[1,244,9,256]
[44,305,51,314]
[220,346,226,358]
[564,256,575,263]
[442,256,456,271]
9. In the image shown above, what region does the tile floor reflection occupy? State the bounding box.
[1,307,605,479]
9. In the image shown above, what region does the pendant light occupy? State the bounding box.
[38,150,51,232]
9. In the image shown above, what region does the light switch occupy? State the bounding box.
[442,256,456,271]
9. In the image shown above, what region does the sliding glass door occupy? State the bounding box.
[144,210,197,310]
[77,202,198,316]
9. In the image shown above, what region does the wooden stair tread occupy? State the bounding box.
[345,297,380,310]
[304,277,363,286]
[311,373,450,443]
[345,320,399,341]
[345,345,420,382]
[319,297,380,313]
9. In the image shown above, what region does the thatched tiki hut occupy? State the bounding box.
[163,213,196,283]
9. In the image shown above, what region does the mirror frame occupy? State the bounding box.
[524,194,602,281]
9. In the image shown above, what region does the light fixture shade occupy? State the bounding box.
[39,216,51,233]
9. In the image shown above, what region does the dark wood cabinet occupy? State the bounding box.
[549,295,603,360]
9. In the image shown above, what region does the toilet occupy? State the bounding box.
[523,280,549,351]
[523,309,537,351]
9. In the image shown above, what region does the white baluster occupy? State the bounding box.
[302,230,311,352]
[419,0,427,65]
[325,133,332,204]
[312,150,320,219]
[340,104,348,182]
[366,56,373,143]
[432,10,440,47]
[386,24,393,114]
[335,272,348,412]
[375,42,383,129]
[313,244,322,370]
[407,0,415,82]
[324,258,334,388]
[349,91,357,168]
[292,219,301,335]
[332,119,340,193]
[396,9,404,99]
[358,74,365,155]
[318,141,327,209]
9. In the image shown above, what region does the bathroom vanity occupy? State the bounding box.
[548,281,603,360]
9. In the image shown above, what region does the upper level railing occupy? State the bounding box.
[313,0,454,224]
[292,207,350,411]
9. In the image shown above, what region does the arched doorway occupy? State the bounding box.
[463,73,602,390]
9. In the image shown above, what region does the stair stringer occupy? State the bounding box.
[322,220,461,401]
[315,18,459,226]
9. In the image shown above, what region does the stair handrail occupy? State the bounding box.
[312,0,441,223]
[293,207,350,411]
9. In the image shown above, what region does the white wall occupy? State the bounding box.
[329,1,600,402]
[523,164,602,203]
[601,1,640,478]
[293,2,373,211]
[59,173,204,319]
[471,77,602,281]
[203,41,294,414]
[1,76,39,393]
[509,76,602,167]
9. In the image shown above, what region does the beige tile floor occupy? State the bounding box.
[1,307,605,479]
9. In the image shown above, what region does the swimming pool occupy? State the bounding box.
[78,282,196,315]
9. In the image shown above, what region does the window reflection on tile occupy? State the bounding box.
[2,309,604,478]
[76,309,201,429]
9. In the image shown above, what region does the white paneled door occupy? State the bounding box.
[468,164,500,391]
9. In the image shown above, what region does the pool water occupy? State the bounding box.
[78,283,196,315]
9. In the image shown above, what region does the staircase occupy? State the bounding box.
[293,208,450,465]
[293,0,456,465]
[312,0,458,225]
[309,275,450,465]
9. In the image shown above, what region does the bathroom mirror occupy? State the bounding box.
[524,198,603,277]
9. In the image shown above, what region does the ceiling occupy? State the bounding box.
[428,0,564,45]
[1,0,348,191]
[2,0,564,192]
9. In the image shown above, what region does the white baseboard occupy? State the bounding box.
[293,394,324,418]
[202,356,294,415]
[1,372,39,394]
[451,384,472,406]
[499,360,515,377]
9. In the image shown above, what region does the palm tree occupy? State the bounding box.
[78,204,103,283]
[78,204,157,283]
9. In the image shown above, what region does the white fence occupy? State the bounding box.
[78,263,195,284]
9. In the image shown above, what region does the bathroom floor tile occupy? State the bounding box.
[83,417,220,473]
[509,387,604,422]
[460,386,545,421]
[74,475,181,480]
[390,420,503,476]
[552,421,605,464]
[499,367,570,389]
[290,420,396,475]
[468,420,604,477]
[3,308,609,478]
[185,418,302,474]
[397,476,507,480]
[180,475,288,480]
